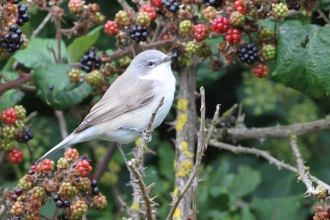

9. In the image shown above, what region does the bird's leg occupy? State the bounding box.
[117,143,138,182]
[120,126,152,142]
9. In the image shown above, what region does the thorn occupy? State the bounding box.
[150,195,158,201]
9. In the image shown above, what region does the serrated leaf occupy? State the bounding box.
[67,26,102,63]
[272,22,330,97]
[250,196,302,220]
[13,38,67,69]
[33,64,91,110]
[0,89,24,113]
[230,166,261,198]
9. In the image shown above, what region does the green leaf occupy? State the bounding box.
[33,64,91,110]
[230,166,262,198]
[158,142,175,182]
[13,38,67,69]
[272,21,330,97]
[319,0,330,10]
[67,26,102,63]
[0,89,24,113]
[241,207,256,220]
[250,195,302,220]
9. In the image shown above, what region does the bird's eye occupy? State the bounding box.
[147,61,154,66]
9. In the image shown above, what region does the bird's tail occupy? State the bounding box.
[35,134,76,164]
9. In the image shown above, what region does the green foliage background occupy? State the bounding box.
[1,0,330,219]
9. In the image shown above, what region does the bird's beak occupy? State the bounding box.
[161,55,175,64]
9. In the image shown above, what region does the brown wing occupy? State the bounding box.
[74,74,158,133]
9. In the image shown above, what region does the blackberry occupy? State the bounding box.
[92,187,100,195]
[13,0,21,4]
[237,43,259,64]
[204,0,222,7]
[91,179,98,188]
[63,200,70,207]
[53,194,60,202]
[79,49,101,73]
[129,25,149,43]
[161,0,180,13]
[16,4,30,27]
[56,200,64,208]
[15,127,33,143]
[0,25,24,54]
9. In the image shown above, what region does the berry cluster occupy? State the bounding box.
[76,157,93,177]
[204,0,222,7]
[225,29,241,45]
[237,43,259,64]
[252,63,269,78]
[104,20,119,36]
[1,26,26,55]
[5,148,107,219]
[80,49,101,73]
[16,4,31,26]
[1,105,32,164]
[140,4,157,19]
[193,24,210,41]
[211,16,229,34]
[234,0,245,14]
[162,0,180,13]
[129,25,150,43]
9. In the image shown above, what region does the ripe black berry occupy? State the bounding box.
[56,200,64,208]
[91,180,98,188]
[237,43,259,64]
[162,0,180,13]
[80,49,101,73]
[16,4,30,27]
[53,194,60,202]
[0,25,24,54]
[129,25,149,43]
[27,170,34,175]
[13,0,21,4]
[15,127,33,143]
[92,187,100,195]
[172,47,179,62]
[9,25,18,32]
[63,200,70,207]
[204,0,222,7]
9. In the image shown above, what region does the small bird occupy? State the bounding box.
[35,50,176,164]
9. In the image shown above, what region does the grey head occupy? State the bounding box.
[126,50,172,75]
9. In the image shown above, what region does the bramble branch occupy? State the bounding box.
[209,140,330,194]
[216,117,330,141]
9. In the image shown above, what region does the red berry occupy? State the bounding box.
[1,108,18,124]
[324,212,329,218]
[251,63,269,78]
[151,0,162,8]
[104,20,119,36]
[225,29,241,44]
[211,16,229,34]
[6,147,23,164]
[34,159,54,172]
[76,160,92,177]
[234,0,245,14]
[140,4,157,19]
[193,24,210,41]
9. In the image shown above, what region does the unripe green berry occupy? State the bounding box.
[68,69,82,83]
[258,27,274,42]
[59,182,78,198]
[186,41,200,55]
[229,11,245,27]
[260,44,276,61]
[136,12,151,27]
[31,186,47,200]
[57,157,70,169]
[272,3,288,18]
[87,70,103,86]
[179,20,193,37]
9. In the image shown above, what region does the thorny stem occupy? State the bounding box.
[117,0,132,10]
[217,117,330,141]
[0,73,32,95]
[30,12,52,39]
[51,207,59,220]
[134,97,164,168]
[54,17,62,63]
[209,140,330,194]
[317,8,330,24]
[128,161,156,220]
[289,136,315,196]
